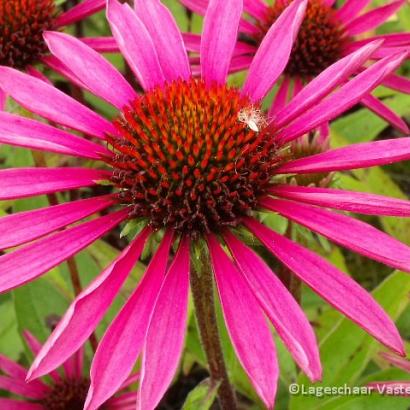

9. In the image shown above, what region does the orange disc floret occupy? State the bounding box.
[256,0,346,78]
[107,79,281,236]
[0,0,56,69]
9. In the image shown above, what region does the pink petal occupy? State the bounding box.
[183,0,257,36]
[0,112,110,159]
[270,184,410,217]
[0,88,6,110]
[119,372,140,390]
[0,195,115,250]
[268,77,291,118]
[0,376,49,400]
[0,209,129,294]
[179,0,207,15]
[41,55,92,92]
[229,54,254,73]
[55,0,105,27]
[0,355,27,379]
[345,0,406,36]
[273,41,383,127]
[367,45,410,59]
[85,231,174,410]
[27,227,150,381]
[361,94,409,134]
[23,331,42,356]
[138,237,190,410]
[183,33,201,52]
[107,392,139,407]
[44,32,137,109]
[223,230,322,382]
[239,18,260,35]
[201,0,243,85]
[0,399,43,410]
[0,167,110,200]
[245,218,405,355]
[134,0,190,81]
[380,352,410,372]
[318,122,330,144]
[183,0,268,34]
[275,138,410,174]
[23,331,62,383]
[0,356,49,392]
[232,40,258,57]
[0,67,115,138]
[292,77,303,97]
[107,0,165,91]
[274,52,408,144]
[383,73,410,94]
[80,37,119,53]
[243,0,268,20]
[345,33,410,50]
[262,198,410,273]
[207,234,278,409]
[335,0,372,22]
[242,0,307,101]
[26,66,51,84]
[63,348,84,380]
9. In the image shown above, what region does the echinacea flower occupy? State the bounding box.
[0,0,409,408]
[0,331,139,409]
[181,0,410,133]
[0,0,106,109]
[367,352,410,397]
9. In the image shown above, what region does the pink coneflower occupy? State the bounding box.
[0,331,139,409]
[0,0,409,408]
[367,352,410,397]
[181,0,410,133]
[0,0,106,109]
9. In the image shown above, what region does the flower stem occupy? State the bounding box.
[190,246,238,410]
[278,221,302,303]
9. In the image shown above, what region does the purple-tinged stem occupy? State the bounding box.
[278,222,302,303]
[190,244,238,410]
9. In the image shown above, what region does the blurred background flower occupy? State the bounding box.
[0,330,139,409]
[181,0,410,133]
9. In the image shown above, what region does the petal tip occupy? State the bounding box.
[25,371,34,383]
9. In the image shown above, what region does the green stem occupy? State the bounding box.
[190,246,238,410]
[278,221,302,304]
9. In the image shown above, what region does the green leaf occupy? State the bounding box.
[120,218,147,239]
[259,211,288,235]
[289,271,410,410]
[0,295,24,359]
[13,276,70,356]
[182,378,221,410]
[163,0,189,31]
[88,239,120,269]
[331,94,410,143]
